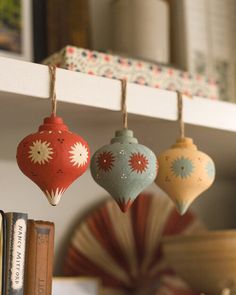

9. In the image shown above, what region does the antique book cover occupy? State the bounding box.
[0,210,6,295]
[24,220,55,295]
[0,211,2,294]
[5,212,28,295]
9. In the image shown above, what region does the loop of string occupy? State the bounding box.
[121,78,128,129]
[177,91,185,139]
[49,65,57,116]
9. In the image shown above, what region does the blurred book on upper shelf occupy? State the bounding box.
[44,46,219,101]
[169,0,236,102]
[110,0,170,64]
[46,0,90,57]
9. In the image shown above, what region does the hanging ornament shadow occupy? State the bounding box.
[16,65,90,206]
[155,92,215,215]
[90,79,158,212]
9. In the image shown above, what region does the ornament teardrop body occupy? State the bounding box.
[156,137,215,215]
[90,129,158,212]
[16,115,90,206]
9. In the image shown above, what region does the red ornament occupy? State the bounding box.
[16,115,90,206]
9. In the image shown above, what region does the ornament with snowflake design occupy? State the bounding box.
[90,129,158,212]
[17,115,90,205]
[156,137,215,215]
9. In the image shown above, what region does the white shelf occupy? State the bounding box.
[1,56,236,133]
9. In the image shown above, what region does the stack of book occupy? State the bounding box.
[0,211,54,295]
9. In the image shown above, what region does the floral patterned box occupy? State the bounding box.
[44,45,219,100]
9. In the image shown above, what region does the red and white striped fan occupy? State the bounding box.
[63,193,204,294]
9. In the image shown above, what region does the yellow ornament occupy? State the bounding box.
[156,92,215,215]
[156,137,215,215]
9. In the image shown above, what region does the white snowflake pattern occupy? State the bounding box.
[28,140,53,164]
[69,142,88,167]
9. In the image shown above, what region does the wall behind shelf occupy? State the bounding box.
[1,97,236,274]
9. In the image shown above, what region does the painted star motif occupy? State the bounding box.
[28,140,53,164]
[96,151,115,172]
[69,142,89,167]
[171,156,194,179]
[129,152,148,173]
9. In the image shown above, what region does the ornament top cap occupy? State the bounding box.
[111,129,138,144]
[171,137,197,150]
[38,115,69,132]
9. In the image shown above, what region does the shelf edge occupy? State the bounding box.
[1,56,236,132]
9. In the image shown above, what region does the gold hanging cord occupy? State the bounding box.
[121,78,128,129]
[49,65,57,116]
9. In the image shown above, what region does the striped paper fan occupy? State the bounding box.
[64,193,205,294]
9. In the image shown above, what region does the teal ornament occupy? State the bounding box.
[90,129,158,212]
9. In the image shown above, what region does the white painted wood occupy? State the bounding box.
[1,56,236,132]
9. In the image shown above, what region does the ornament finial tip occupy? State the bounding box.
[47,198,59,206]
[175,201,190,215]
[116,198,133,213]
[44,188,65,206]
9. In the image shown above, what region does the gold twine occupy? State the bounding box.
[120,79,128,129]
[177,91,193,138]
[49,65,57,116]
[177,91,185,139]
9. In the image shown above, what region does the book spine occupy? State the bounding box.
[1,210,7,295]
[24,221,55,295]
[5,213,28,295]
